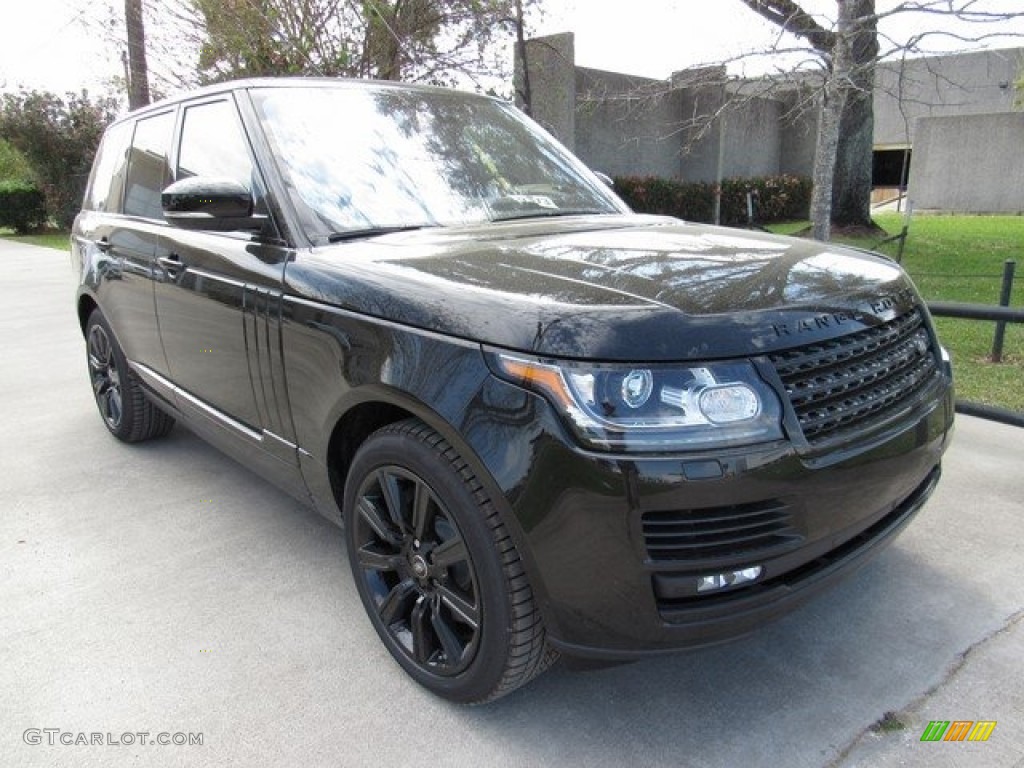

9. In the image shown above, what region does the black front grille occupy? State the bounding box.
[770,309,940,445]
[642,500,803,565]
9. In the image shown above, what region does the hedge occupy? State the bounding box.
[613,174,812,226]
[0,179,47,234]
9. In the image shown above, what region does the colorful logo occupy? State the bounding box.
[920,720,997,742]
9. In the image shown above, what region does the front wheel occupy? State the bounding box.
[343,420,556,703]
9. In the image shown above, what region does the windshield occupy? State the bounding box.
[250,84,626,242]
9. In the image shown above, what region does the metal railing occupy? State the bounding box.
[926,260,1022,427]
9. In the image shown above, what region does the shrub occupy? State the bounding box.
[613,174,812,226]
[0,90,119,229]
[612,176,716,223]
[719,176,813,225]
[0,179,47,233]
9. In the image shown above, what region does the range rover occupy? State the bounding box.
[72,78,954,703]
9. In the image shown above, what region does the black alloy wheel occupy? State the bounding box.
[344,420,555,703]
[85,309,175,442]
[87,320,124,432]
[352,464,482,676]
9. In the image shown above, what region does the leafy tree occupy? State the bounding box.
[0,90,120,228]
[185,0,536,86]
[0,138,33,182]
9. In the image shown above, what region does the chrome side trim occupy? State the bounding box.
[131,361,263,443]
[130,362,176,399]
[187,267,246,289]
[175,385,264,442]
[264,430,298,452]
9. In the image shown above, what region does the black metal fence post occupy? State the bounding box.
[927,299,1024,426]
[991,260,1016,363]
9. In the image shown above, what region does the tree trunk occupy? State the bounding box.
[810,1,857,241]
[737,0,878,232]
[364,1,407,80]
[125,0,150,109]
[810,86,843,241]
[514,0,532,115]
[831,0,878,228]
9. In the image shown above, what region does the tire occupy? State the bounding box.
[344,419,557,703]
[85,309,175,443]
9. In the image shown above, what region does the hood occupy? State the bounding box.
[284,215,921,361]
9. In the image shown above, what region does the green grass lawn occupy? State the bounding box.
[6,216,1023,411]
[0,228,70,251]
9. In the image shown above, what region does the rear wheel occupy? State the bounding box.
[344,419,556,703]
[86,309,174,442]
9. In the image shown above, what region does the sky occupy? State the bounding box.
[1,0,1023,98]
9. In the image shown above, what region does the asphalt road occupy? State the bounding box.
[2,239,1022,768]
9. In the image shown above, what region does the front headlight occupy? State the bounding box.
[492,353,784,451]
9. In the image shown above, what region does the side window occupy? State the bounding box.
[123,111,175,220]
[84,120,132,212]
[177,100,255,187]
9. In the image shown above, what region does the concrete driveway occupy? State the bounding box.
[2,239,1022,768]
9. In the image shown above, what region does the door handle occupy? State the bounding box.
[157,253,184,278]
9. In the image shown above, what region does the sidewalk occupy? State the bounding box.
[837,610,1023,766]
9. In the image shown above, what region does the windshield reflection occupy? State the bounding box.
[251,85,623,242]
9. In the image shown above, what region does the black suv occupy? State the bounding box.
[73,78,954,703]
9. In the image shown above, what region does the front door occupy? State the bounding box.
[153,96,295,447]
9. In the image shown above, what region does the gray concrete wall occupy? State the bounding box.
[721,97,782,179]
[675,85,726,183]
[517,36,1024,212]
[573,67,685,179]
[571,67,760,184]
[778,90,818,178]
[909,112,1024,213]
[517,32,577,150]
[874,47,1023,146]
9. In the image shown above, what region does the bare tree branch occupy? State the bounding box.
[736,0,837,52]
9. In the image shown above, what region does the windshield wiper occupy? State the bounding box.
[326,224,437,243]
[490,209,609,223]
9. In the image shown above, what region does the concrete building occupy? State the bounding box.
[517,34,1023,213]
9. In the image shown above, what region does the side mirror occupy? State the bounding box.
[161,177,267,232]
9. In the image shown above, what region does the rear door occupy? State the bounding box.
[76,110,176,376]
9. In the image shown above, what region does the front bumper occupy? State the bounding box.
[459,372,953,659]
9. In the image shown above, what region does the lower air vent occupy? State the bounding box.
[642,500,803,565]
